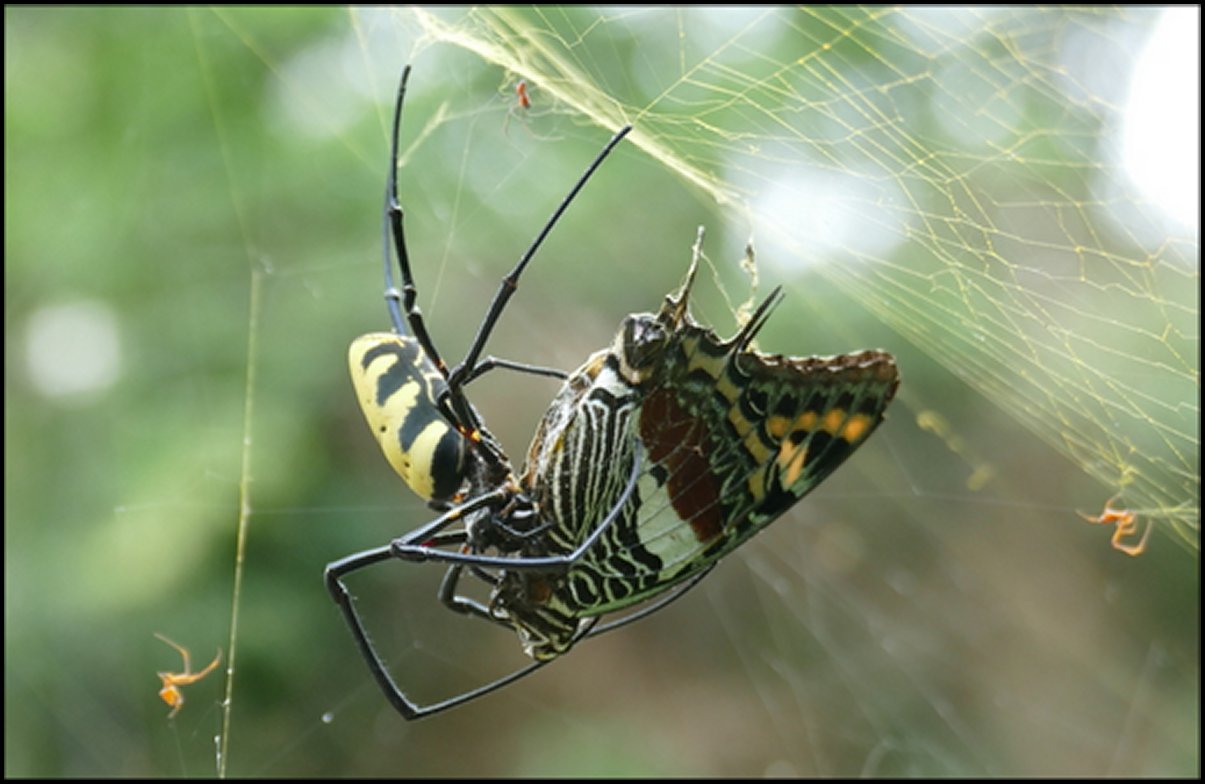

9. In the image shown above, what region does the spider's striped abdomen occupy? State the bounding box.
[349,333,467,502]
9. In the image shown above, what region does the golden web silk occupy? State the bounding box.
[348,333,467,503]
[495,273,900,660]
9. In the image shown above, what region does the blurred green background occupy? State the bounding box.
[5,6,1197,777]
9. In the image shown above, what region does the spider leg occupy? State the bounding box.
[153,632,192,672]
[387,487,511,561]
[326,489,508,640]
[381,64,625,408]
[327,545,562,720]
[1113,514,1153,557]
[326,545,394,602]
[391,441,643,571]
[437,563,509,626]
[460,355,569,384]
[447,124,633,401]
[406,657,554,720]
[324,510,492,673]
[379,64,448,379]
[324,543,425,714]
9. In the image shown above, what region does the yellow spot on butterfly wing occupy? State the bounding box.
[840,412,873,444]
[822,407,848,435]
[766,414,792,440]
[782,444,809,487]
[773,406,834,490]
[796,410,818,432]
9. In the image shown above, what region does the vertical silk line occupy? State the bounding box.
[189,8,264,776]
[219,267,261,778]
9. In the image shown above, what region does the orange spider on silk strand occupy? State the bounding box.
[154,633,222,718]
[515,79,531,110]
[1078,495,1152,557]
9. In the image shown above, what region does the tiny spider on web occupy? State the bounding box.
[1078,494,1152,557]
[154,633,221,718]
[501,76,561,141]
[515,79,531,110]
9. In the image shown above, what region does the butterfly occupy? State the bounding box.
[492,242,900,659]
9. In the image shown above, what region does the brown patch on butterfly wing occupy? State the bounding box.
[640,385,726,543]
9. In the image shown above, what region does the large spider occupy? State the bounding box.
[325,67,695,719]
[326,66,899,721]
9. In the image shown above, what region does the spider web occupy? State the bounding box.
[4,5,1197,778]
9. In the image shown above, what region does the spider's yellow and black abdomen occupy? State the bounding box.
[349,333,467,502]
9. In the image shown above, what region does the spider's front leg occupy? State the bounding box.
[459,355,569,385]
[447,123,633,392]
[381,487,511,565]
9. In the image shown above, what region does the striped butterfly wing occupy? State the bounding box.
[624,323,899,592]
[506,306,898,657]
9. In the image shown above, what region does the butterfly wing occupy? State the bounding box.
[514,311,898,639]
[625,325,899,589]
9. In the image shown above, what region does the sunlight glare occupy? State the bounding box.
[750,168,909,272]
[1121,7,1200,233]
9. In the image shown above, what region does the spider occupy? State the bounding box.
[154,633,221,719]
[502,77,548,139]
[1078,494,1152,556]
[326,66,701,720]
[328,66,899,721]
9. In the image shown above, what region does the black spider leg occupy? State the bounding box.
[417,564,713,719]
[379,67,567,390]
[391,441,643,571]
[380,67,631,428]
[429,521,713,633]
[379,67,437,356]
[325,486,510,631]
[444,123,635,420]
[325,448,635,720]
[325,518,584,720]
[329,554,711,720]
[324,488,520,719]
[328,542,569,721]
[587,564,714,637]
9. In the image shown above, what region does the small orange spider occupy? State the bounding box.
[515,79,531,110]
[155,633,221,718]
[1078,495,1152,557]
